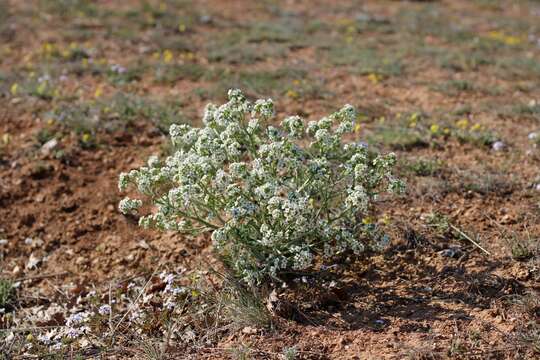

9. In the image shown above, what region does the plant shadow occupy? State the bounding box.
[284,240,522,331]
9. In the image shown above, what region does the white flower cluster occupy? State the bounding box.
[119,89,405,284]
[34,272,198,351]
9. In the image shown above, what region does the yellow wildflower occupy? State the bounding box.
[430,124,440,134]
[367,73,380,84]
[486,31,523,46]
[36,82,47,95]
[163,49,173,63]
[10,83,18,95]
[355,123,361,133]
[470,123,482,131]
[178,23,186,32]
[336,18,354,27]
[362,216,374,225]
[456,118,469,129]
[379,214,390,225]
[94,86,103,98]
[82,133,91,143]
[43,42,53,55]
[1,133,10,145]
[286,89,299,99]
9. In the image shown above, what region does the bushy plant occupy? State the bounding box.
[119,89,404,284]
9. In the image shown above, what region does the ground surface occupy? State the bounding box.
[0,0,539,359]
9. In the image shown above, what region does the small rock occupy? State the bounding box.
[439,247,463,258]
[535,183,540,192]
[137,240,150,250]
[12,265,20,274]
[41,138,58,155]
[528,132,538,140]
[75,256,87,265]
[0,239,7,246]
[266,289,293,318]
[492,141,506,151]
[199,14,212,24]
[26,253,41,269]
[242,326,257,334]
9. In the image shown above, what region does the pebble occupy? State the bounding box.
[529,132,538,140]
[41,138,58,155]
[24,237,43,248]
[492,141,506,151]
[535,183,540,191]
[439,247,464,258]
[0,239,7,246]
[26,253,41,269]
[199,15,212,24]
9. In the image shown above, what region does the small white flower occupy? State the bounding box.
[118,197,142,215]
[98,304,111,315]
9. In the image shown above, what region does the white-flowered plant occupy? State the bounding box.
[119,89,405,284]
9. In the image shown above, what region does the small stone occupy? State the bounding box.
[439,247,463,258]
[26,253,41,269]
[535,183,540,192]
[199,15,212,24]
[12,265,20,274]
[0,239,8,246]
[41,138,58,155]
[242,326,257,334]
[528,132,538,140]
[137,240,150,250]
[492,141,506,151]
